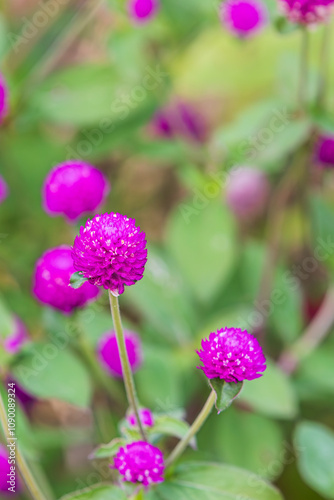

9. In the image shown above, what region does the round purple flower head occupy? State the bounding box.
[3,317,29,355]
[113,441,164,486]
[197,327,266,382]
[280,0,334,23]
[33,246,99,314]
[128,0,160,22]
[221,0,268,37]
[0,175,8,204]
[127,408,154,428]
[72,212,147,295]
[43,161,110,222]
[0,444,20,493]
[315,134,334,167]
[97,330,142,377]
[0,73,8,123]
[226,166,269,219]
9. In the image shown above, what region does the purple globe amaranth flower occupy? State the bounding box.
[221,0,268,37]
[0,444,20,494]
[113,441,164,486]
[0,73,9,123]
[150,101,207,144]
[3,317,29,355]
[97,330,142,377]
[128,0,160,22]
[226,166,270,219]
[0,175,8,204]
[72,212,147,295]
[127,408,154,428]
[33,246,99,314]
[280,0,334,23]
[315,134,334,167]
[197,327,266,382]
[43,161,110,222]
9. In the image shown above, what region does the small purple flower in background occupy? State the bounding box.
[315,134,334,167]
[3,317,29,355]
[197,327,266,382]
[128,0,160,22]
[113,441,164,486]
[72,212,147,295]
[33,245,99,314]
[43,161,110,222]
[0,175,8,204]
[0,73,9,123]
[97,330,142,377]
[127,408,154,427]
[150,101,207,144]
[0,444,20,493]
[226,166,270,219]
[220,0,268,38]
[279,0,334,24]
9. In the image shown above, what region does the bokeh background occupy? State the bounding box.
[1,0,334,498]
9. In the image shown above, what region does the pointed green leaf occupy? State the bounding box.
[60,483,127,500]
[70,272,89,289]
[89,438,126,460]
[209,379,243,414]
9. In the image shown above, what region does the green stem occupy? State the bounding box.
[0,390,47,500]
[108,291,147,441]
[317,23,331,109]
[165,390,216,468]
[298,28,309,113]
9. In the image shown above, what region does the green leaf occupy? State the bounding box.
[295,422,334,499]
[239,359,298,419]
[167,201,237,303]
[148,462,283,500]
[60,484,127,500]
[149,415,196,448]
[12,343,92,408]
[0,296,15,340]
[70,272,89,289]
[89,438,126,460]
[209,379,243,414]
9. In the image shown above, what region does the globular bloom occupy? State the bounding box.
[127,408,154,428]
[113,441,164,486]
[0,73,8,123]
[33,246,99,314]
[43,161,110,222]
[197,327,266,382]
[315,134,334,167]
[150,101,207,144]
[279,0,334,24]
[97,330,142,377]
[3,317,29,355]
[220,0,268,37]
[0,175,8,204]
[128,0,160,22]
[226,166,269,219]
[0,444,20,493]
[72,212,147,295]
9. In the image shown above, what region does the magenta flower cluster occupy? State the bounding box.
[4,316,29,355]
[72,212,147,295]
[280,0,334,24]
[221,0,268,37]
[97,330,143,377]
[33,246,99,314]
[43,161,110,222]
[315,135,334,167]
[127,408,154,428]
[197,327,266,382]
[113,441,164,486]
[0,72,8,123]
[128,0,160,22]
[0,444,20,493]
[0,175,8,204]
[226,166,269,219]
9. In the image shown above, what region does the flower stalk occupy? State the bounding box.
[298,27,309,113]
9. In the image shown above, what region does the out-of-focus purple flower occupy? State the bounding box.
[128,0,159,22]
[279,0,334,24]
[197,327,266,382]
[43,161,110,222]
[226,166,269,219]
[113,441,164,486]
[127,408,154,428]
[0,175,8,204]
[33,246,99,314]
[3,317,29,355]
[0,73,9,123]
[0,444,20,494]
[220,0,268,37]
[97,330,142,377]
[315,134,334,167]
[150,101,207,144]
[72,213,147,295]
